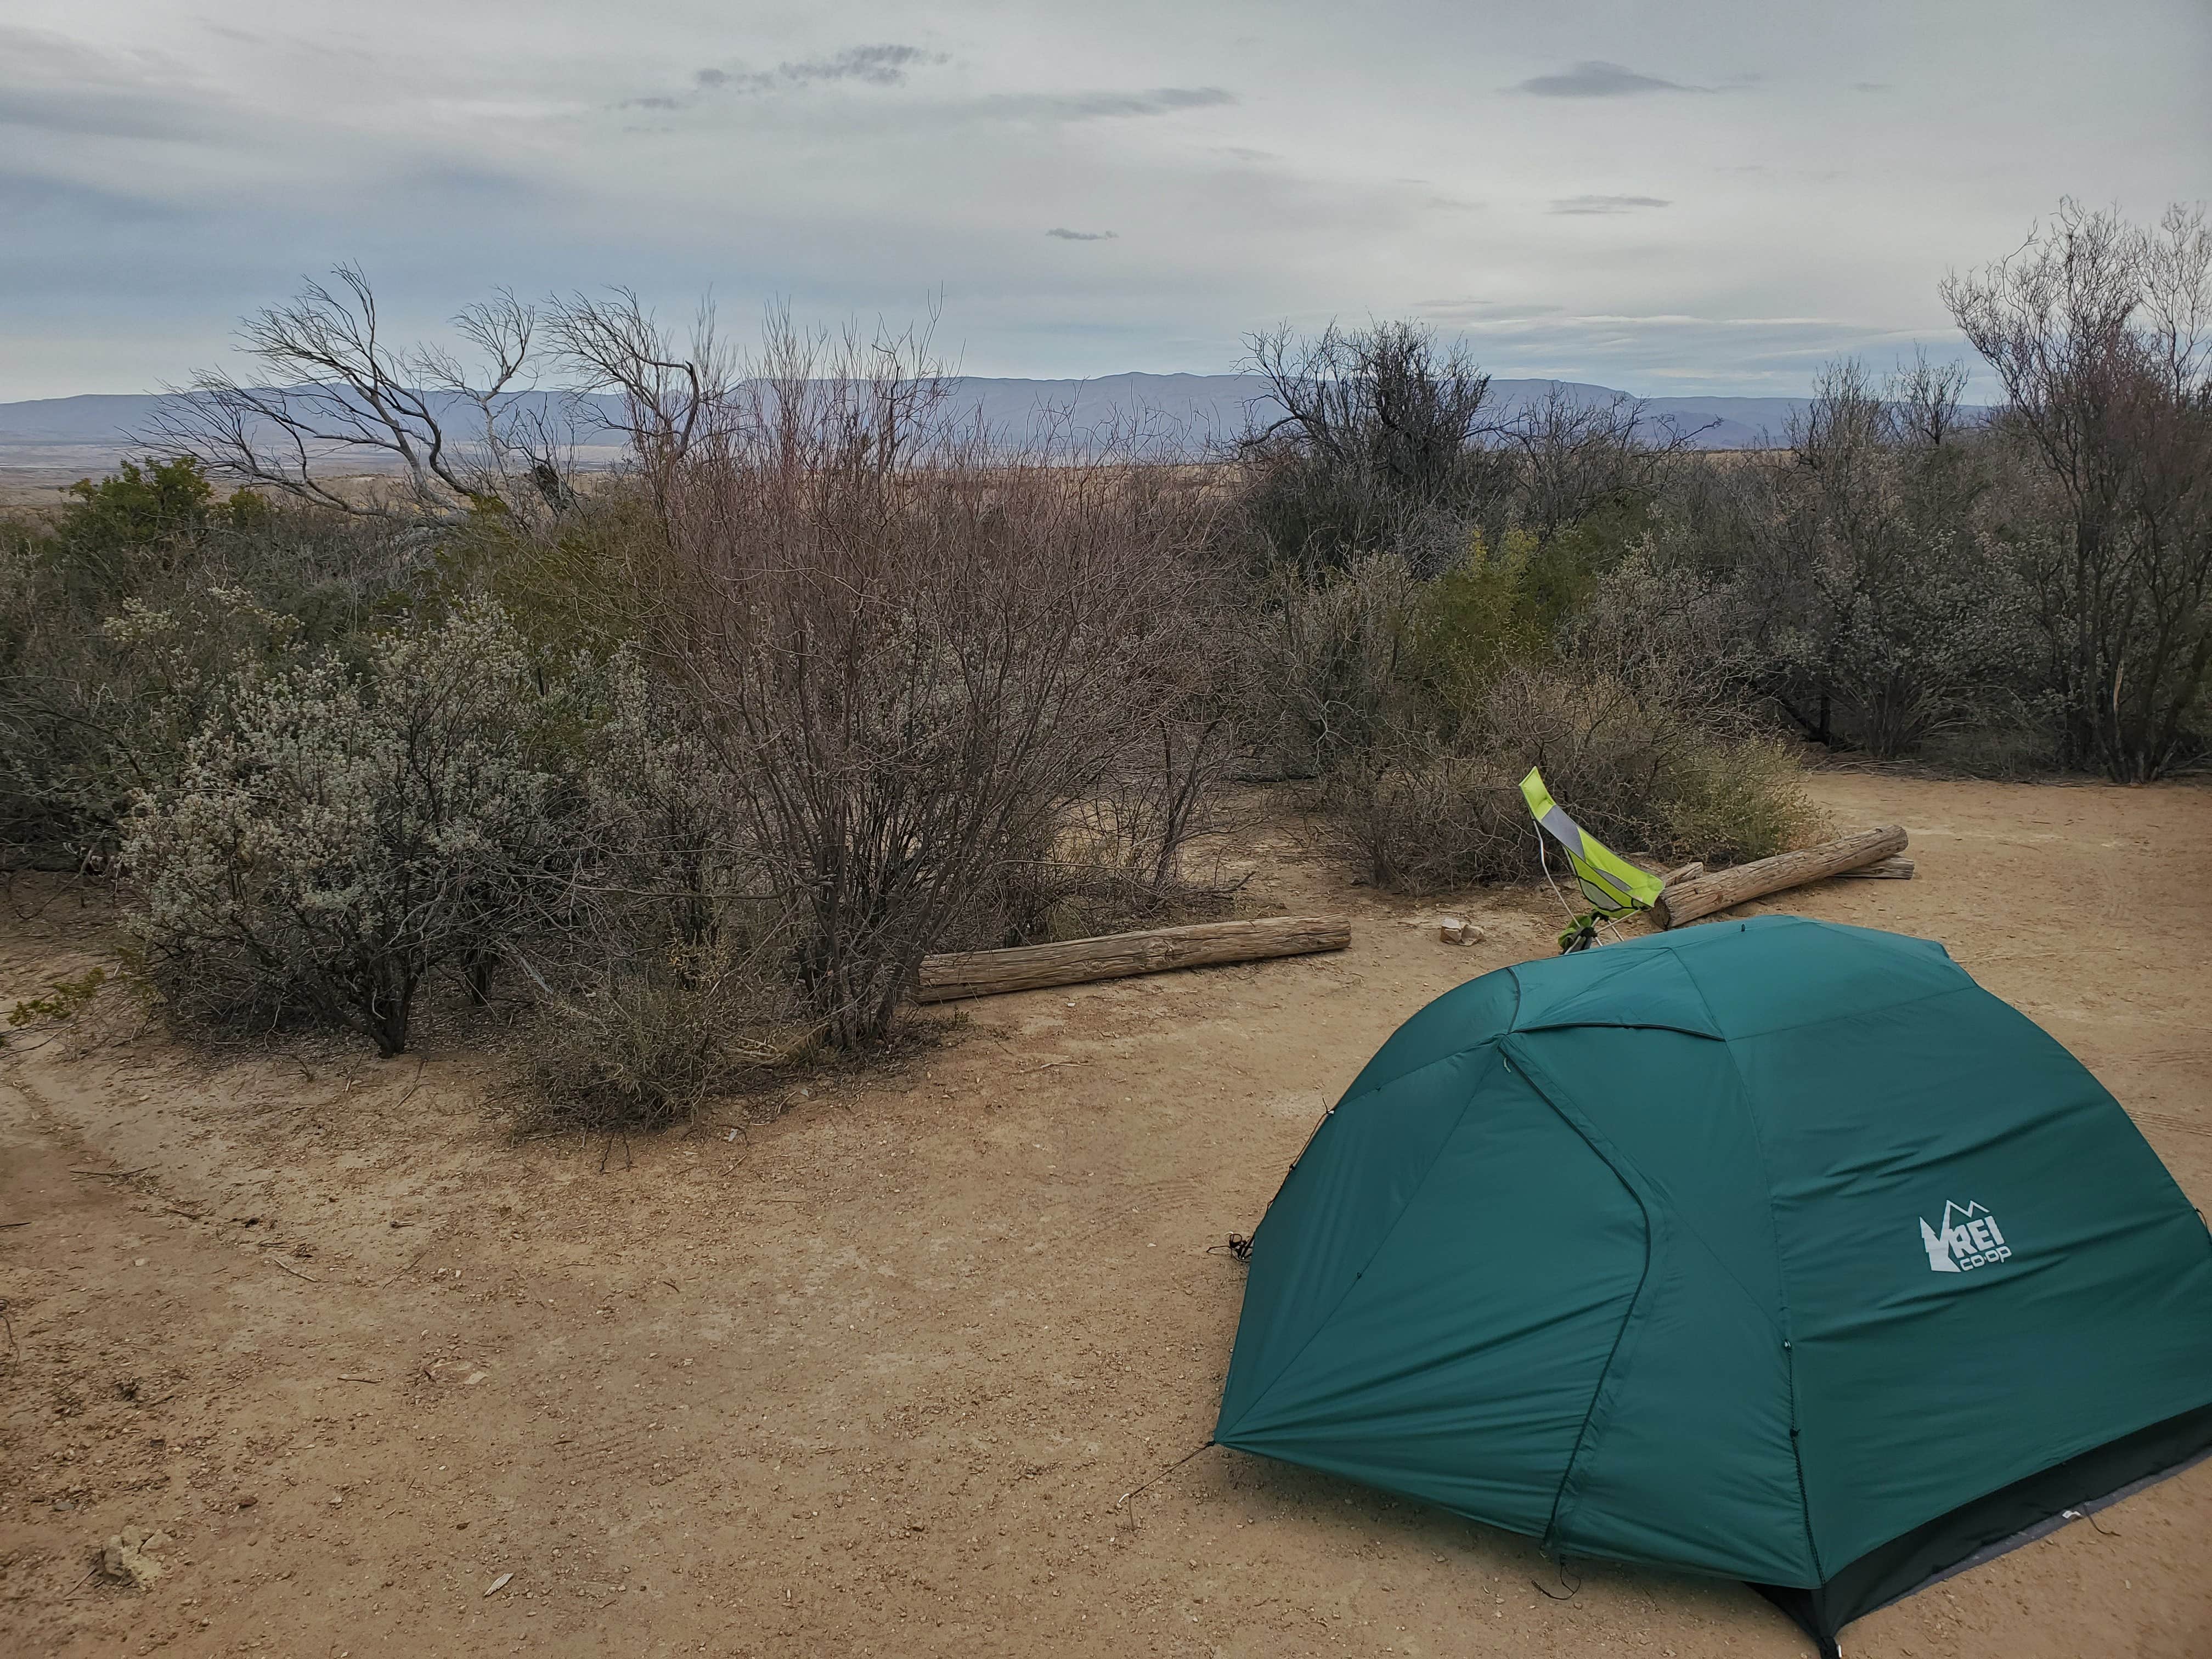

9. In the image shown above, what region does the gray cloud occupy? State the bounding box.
[3,2,2197,402]
[1047,227,1116,241]
[0,27,237,144]
[1517,61,1707,98]
[783,45,936,87]
[627,44,943,109]
[1550,194,1673,215]
[1415,299,1568,323]
[978,87,1234,121]
[0,83,224,141]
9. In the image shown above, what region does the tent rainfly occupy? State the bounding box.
[1215,917,2212,1656]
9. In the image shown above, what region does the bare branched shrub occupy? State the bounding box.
[125,602,579,1055]
[1944,200,2212,780]
[642,320,1223,1047]
[1501,386,1700,543]
[972,710,1245,947]
[1234,321,1509,577]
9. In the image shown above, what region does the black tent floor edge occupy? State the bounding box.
[1748,1399,2212,1656]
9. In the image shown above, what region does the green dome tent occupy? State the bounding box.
[1215,917,2212,1656]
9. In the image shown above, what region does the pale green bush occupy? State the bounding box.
[126,602,578,1054]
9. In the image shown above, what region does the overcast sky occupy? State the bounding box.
[4,0,2207,400]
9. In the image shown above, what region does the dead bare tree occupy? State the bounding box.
[143,265,557,521]
[1943,199,2212,780]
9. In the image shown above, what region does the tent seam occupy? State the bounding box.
[1501,1037,1656,1559]
[1505,1036,1780,1341]
[1676,949,1828,1585]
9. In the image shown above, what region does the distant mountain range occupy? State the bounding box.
[0,375,1819,475]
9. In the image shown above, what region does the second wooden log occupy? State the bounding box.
[915,916,1351,1003]
[1654,826,1909,928]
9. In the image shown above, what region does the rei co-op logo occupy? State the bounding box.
[1919,1200,2012,1274]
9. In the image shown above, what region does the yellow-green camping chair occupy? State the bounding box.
[1519,766,1664,952]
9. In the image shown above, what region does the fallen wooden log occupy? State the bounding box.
[1835,855,1915,879]
[916,916,1351,1003]
[1654,826,1908,928]
[1660,861,1706,888]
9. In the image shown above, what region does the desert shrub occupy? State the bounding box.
[1321,655,1818,894]
[1655,736,1821,865]
[125,601,582,1055]
[35,458,270,610]
[520,934,797,1130]
[2,578,305,864]
[505,645,801,1127]
[1725,360,2043,760]
[1,471,426,867]
[574,647,758,956]
[432,487,675,661]
[1945,201,2212,781]
[1233,321,1509,579]
[667,449,1220,1043]
[1407,527,1600,708]
[1250,555,1422,777]
[1277,537,1819,894]
[1768,522,2039,759]
[624,317,1230,1049]
[1316,731,1523,893]
[528,974,725,1128]
[961,711,1243,949]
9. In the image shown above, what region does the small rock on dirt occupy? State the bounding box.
[1437,919,1484,946]
[98,1526,171,1588]
[423,1359,490,1386]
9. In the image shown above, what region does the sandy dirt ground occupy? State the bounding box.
[3,772,2209,1659]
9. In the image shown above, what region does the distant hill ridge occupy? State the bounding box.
[0,376,1817,472]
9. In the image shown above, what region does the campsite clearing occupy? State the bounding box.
[3,772,2210,1657]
